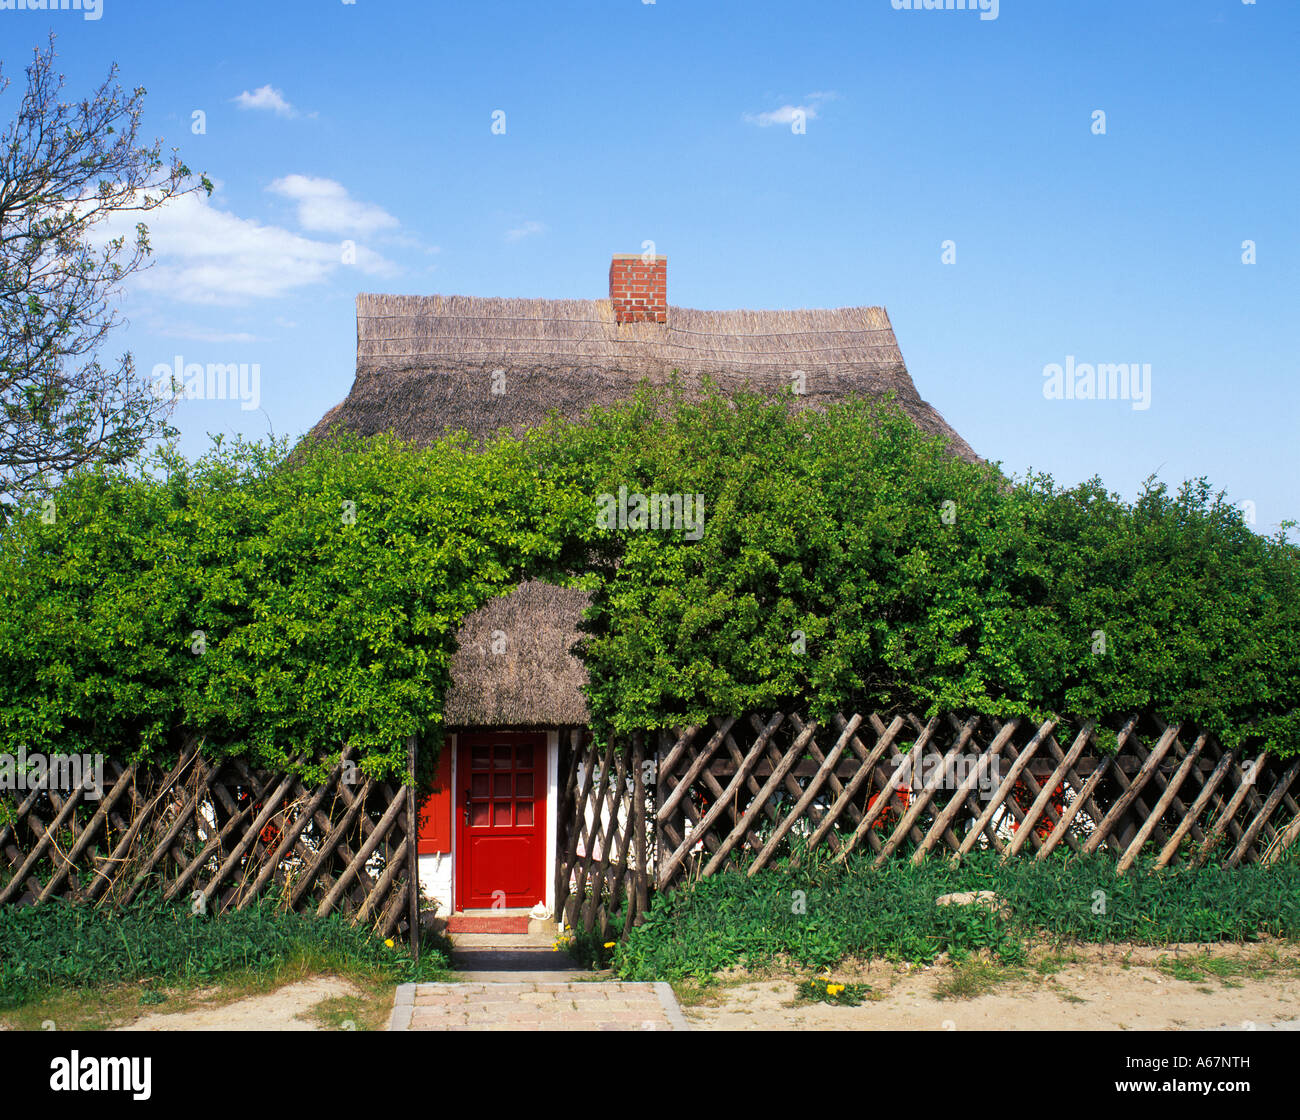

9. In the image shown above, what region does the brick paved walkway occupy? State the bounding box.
[389,980,689,1031]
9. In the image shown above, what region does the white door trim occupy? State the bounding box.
[545,730,559,914]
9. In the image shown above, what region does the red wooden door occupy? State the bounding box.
[455,732,547,910]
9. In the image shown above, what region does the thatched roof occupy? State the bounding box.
[443,580,590,728]
[309,294,977,460]
[315,290,975,729]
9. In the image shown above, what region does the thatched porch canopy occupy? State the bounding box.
[442,580,590,728]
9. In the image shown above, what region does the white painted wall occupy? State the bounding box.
[417,851,454,916]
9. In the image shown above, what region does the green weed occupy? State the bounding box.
[0,894,447,1012]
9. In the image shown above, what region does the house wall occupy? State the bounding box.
[416,731,457,917]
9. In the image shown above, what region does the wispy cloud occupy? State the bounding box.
[505,220,546,242]
[386,231,442,256]
[232,84,298,118]
[155,323,261,344]
[744,91,838,127]
[268,174,399,235]
[92,189,395,306]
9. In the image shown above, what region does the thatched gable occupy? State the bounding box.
[309,294,977,461]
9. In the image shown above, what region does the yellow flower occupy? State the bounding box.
[384,938,395,948]
[603,941,616,949]
[827,983,845,996]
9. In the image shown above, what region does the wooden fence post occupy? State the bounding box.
[407,735,420,963]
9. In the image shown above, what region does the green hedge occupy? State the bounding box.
[529,384,1300,755]
[1,384,1296,784]
[0,431,583,783]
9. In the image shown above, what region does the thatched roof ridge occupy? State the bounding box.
[309,294,976,460]
[443,580,590,728]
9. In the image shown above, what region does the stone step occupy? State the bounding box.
[450,970,592,983]
[451,948,585,977]
[450,932,559,949]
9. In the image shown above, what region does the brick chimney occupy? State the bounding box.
[609,254,667,324]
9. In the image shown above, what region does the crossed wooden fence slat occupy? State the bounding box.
[555,711,1300,937]
[0,742,419,951]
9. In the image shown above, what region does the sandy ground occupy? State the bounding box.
[69,942,1300,1031]
[682,943,1300,1031]
[117,977,360,1031]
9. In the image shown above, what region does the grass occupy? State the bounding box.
[933,958,1023,1001]
[608,850,1300,983]
[671,978,736,1009]
[1154,945,1300,988]
[1,953,381,1031]
[1031,946,1085,975]
[0,894,448,1027]
[300,979,399,1032]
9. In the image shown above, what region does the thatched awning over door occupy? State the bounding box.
[444,580,591,728]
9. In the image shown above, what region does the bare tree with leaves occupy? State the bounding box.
[0,34,210,517]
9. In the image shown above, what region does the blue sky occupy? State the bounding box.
[5,0,1296,535]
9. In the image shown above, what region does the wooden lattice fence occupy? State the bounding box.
[0,740,421,952]
[555,729,650,941]
[557,711,1300,935]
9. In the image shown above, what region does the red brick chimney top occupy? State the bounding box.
[609,254,667,325]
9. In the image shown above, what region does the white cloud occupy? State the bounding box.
[744,91,838,127]
[232,85,297,118]
[505,220,546,242]
[745,105,813,127]
[268,174,399,235]
[93,190,394,306]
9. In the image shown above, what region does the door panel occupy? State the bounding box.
[416,746,453,854]
[455,732,547,909]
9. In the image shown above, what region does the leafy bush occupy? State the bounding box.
[1,382,1296,785]
[608,853,1300,981]
[0,894,445,1010]
[529,383,1300,755]
[0,431,583,783]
